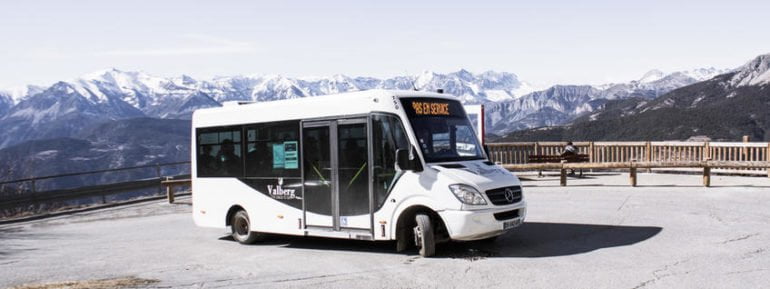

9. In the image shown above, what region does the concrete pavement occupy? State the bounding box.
[1,172,769,288]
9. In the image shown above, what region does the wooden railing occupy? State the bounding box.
[487,141,770,176]
[502,160,770,187]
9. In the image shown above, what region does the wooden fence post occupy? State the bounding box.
[588,142,595,163]
[167,185,175,203]
[560,160,567,186]
[766,142,770,178]
[165,177,175,204]
[742,135,749,161]
[703,166,711,187]
[645,141,652,173]
[629,160,637,187]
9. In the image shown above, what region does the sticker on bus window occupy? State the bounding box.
[284,141,298,169]
[272,143,285,168]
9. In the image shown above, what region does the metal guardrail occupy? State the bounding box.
[0,161,190,190]
[161,178,192,204]
[0,162,191,220]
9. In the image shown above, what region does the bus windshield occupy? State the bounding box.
[400,97,484,163]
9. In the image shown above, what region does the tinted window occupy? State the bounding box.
[372,114,409,210]
[197,128,243,177]
[338,122,369,216]
[400,97,483,163]
[245,121,301,178]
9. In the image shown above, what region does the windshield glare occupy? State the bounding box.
[400,97,484,163]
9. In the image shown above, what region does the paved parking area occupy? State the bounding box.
[1,173,769,289]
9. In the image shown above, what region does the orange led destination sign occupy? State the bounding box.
[411,101,450,116]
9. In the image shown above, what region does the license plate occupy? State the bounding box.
[503,219,522,230]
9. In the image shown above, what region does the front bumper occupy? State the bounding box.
[439,201,527,241]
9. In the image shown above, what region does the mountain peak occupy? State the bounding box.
[453,69,474,80]
[0,85,45,103]
[639,69,665,83]
[179,75,197,85]
[730,53,770,87]
[82,68,131,81]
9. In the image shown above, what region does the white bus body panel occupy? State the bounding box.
[383,159,526,241]
[191,89,526,242]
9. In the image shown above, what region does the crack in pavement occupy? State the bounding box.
[631,278,656,289]
[270,268,384,284]
[725,268,769,275]
[721,233,759,244]
[617,194,633,211]
[742,248,766,259]
[631,259,691,289]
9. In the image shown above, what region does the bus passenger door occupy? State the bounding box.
[302,122,334,228]
[336,119,371,231]
[302,119,371,232]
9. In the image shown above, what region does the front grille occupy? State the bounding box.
[493,209,520,221]
[485,186,522,205]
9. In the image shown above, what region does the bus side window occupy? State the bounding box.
[372,115,409,209]
[197,129,243,177]
[245,121,300,178]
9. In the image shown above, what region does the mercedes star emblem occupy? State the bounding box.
[504,188,515,203]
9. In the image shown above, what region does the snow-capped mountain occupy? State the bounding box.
[1,69,532,118]
[0,85,45,116]
[485,67,729,135]
[1,55,761,182]
[486,85,603,133]
[597,67,728,99]
[0,81,145,148]
[0,94,11,117]
[0,85,45,103]
[0,66,729,149]
[0,69,535,148]
[729,54,770,87]
[499,53,770,142]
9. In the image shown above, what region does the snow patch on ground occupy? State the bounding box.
[35,150,59,159]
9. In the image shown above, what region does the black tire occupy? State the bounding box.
[231,210,261,244]
[414,214,435,257]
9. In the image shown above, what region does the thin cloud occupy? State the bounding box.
[96,34,259,57]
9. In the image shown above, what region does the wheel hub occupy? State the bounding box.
[413,226,423,246]
[235,218,249,236]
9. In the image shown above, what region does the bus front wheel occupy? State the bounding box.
[414,214,436,257]
[231,210,261,244]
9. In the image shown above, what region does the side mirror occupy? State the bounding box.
[396,147,423,172]
[396,148,411,171]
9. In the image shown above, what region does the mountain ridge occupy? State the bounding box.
[499,54,770,142]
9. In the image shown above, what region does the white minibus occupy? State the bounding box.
[191,90,526,256]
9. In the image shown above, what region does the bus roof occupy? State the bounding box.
[192,89,456,128]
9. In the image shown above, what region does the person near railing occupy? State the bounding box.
[561,141,577,175]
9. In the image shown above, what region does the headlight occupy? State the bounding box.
[449,184,487,205]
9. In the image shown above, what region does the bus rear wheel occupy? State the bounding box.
[414,214,436,257]
[231,210,262,244]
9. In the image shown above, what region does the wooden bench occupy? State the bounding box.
[528,154,589,177]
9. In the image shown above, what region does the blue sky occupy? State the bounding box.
[1,0,769,88]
